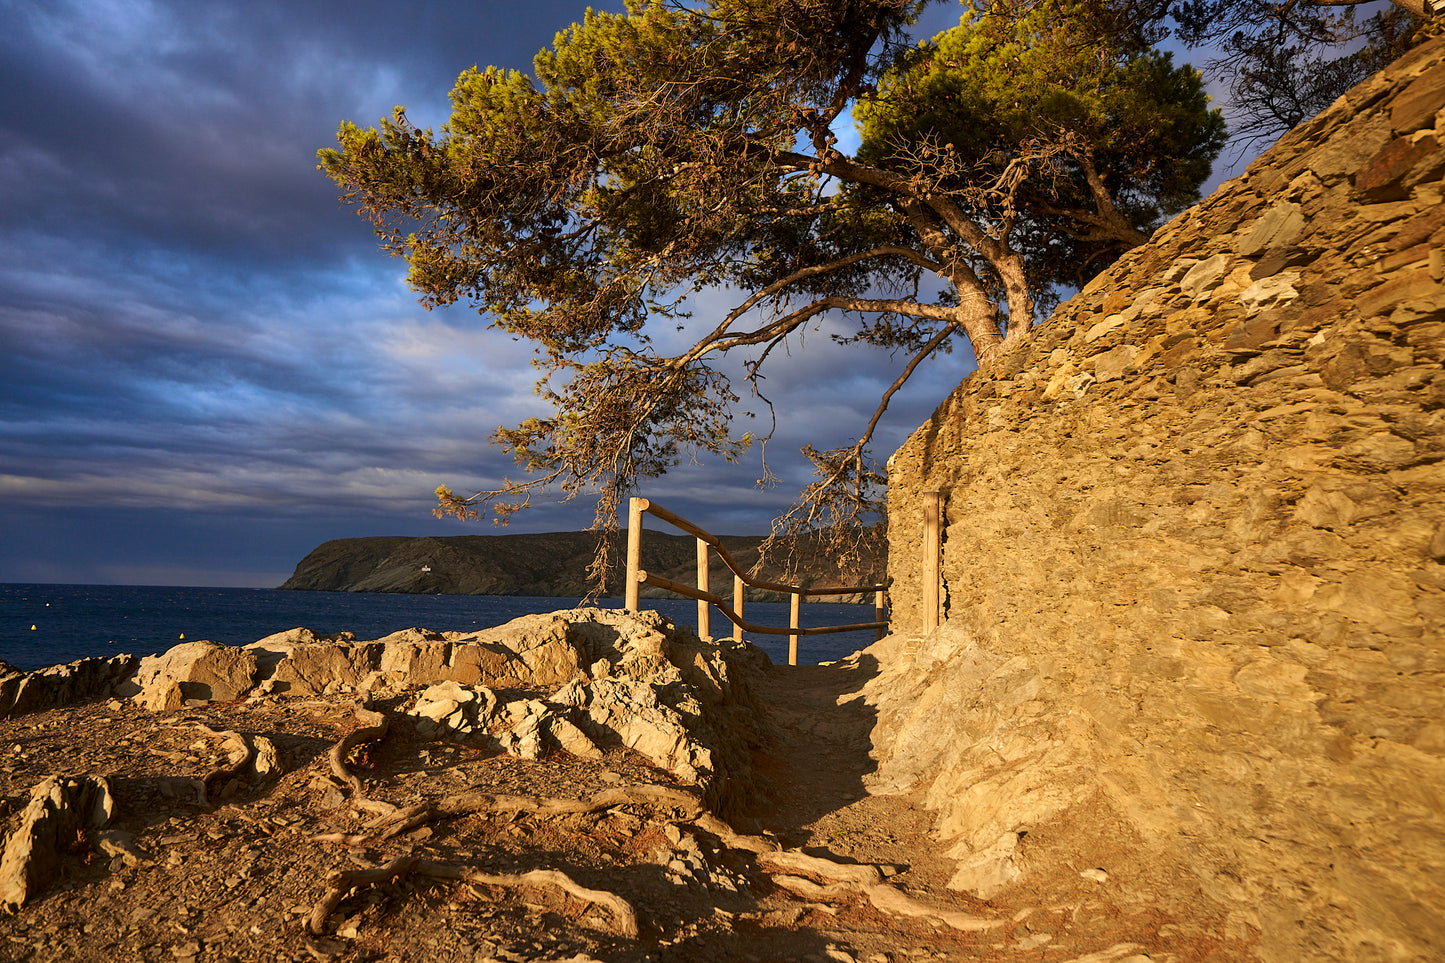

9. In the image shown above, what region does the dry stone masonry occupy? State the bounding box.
[877,33,1445,963]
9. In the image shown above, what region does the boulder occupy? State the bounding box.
[245,638,381,696]
[122,641,257,710]
[409,680,501,738]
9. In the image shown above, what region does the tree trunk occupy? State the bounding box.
[1386,0,1436,19]
[994,253,1035,342]
[955,297,1004,361]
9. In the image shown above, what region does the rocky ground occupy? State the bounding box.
[0,613,1252,962]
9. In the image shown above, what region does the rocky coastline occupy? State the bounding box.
[0,611,1232,962]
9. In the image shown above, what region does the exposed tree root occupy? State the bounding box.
[307,854,419,935]
[417,861,639,939]
[306,853,639,943]
[861,879,1012,932]
[756,849,889,885]
[327,698,395,816]
[769,873,1011,933]
[191,725,280,805]
[302,707,1010,944]
[314,784,706,848]
[689,810,1009,934]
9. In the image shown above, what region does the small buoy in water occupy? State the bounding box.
[179,633,185,640]
[30,625,36,631]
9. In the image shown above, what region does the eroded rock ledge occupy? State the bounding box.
[0,609,765,818]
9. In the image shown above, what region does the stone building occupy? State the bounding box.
[869,32,1445,963]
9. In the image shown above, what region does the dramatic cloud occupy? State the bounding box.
[0,0,1232,588]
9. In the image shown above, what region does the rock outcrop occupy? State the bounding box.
[0,776,114,911]
[877,35,1445,963]
[0,608,767,818]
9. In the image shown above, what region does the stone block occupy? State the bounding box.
[1391,59,1445,134]
[1355,134,1442,201]
[1238,202,1305,256]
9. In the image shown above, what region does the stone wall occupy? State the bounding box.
[873,35,1445,963]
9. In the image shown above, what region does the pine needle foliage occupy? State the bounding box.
[319,0,1224,588]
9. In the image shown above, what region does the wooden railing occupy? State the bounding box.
[623,497,888,665]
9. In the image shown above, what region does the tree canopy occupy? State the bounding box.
[1003,0,1440,148]
[319,0,1224,582]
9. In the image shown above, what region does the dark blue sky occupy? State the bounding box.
[0,0,1226,588]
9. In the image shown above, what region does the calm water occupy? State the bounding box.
[0,584,881,672]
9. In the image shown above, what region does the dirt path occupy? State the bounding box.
[745,659,1253,963]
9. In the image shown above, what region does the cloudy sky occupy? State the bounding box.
[0,0,1216,588]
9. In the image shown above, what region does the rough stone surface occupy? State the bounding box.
[0,607,765,819]
[122,641,259,710]
[0,775,114,910]
[0,655,137,720]
[878,35,1445,963]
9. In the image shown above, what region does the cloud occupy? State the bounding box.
[0,0,1027,587]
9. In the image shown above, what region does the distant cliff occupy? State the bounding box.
[278,531,875,600]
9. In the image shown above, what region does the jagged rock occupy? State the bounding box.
[0,775,114,911]
[2,611,763,817]
[553,678,713,786]
[946,831,1024,898]
[120,641,257,710]
[473,614,588,683]
[0,655,137,720]
[544,712,604,760]
[409,681,501,739]
[498,709,546,761]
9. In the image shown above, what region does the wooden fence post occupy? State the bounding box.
[788,593,801,666]
[923,490,941,632]
[733,575,744,643]
[625,497,645,612]
[695,538,711,640]
[875,589,887,641]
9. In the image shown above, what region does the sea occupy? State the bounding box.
[0,583,883,673]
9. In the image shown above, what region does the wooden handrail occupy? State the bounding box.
[637,499,887,597]
[624,496,888,664]
[636,571,888,637]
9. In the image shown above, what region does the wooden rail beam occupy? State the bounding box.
[626,496,890,659]
[635,571,887,637]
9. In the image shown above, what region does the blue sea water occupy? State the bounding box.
[0,584,882,672]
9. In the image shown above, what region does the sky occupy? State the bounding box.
[0,0,1225,588]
